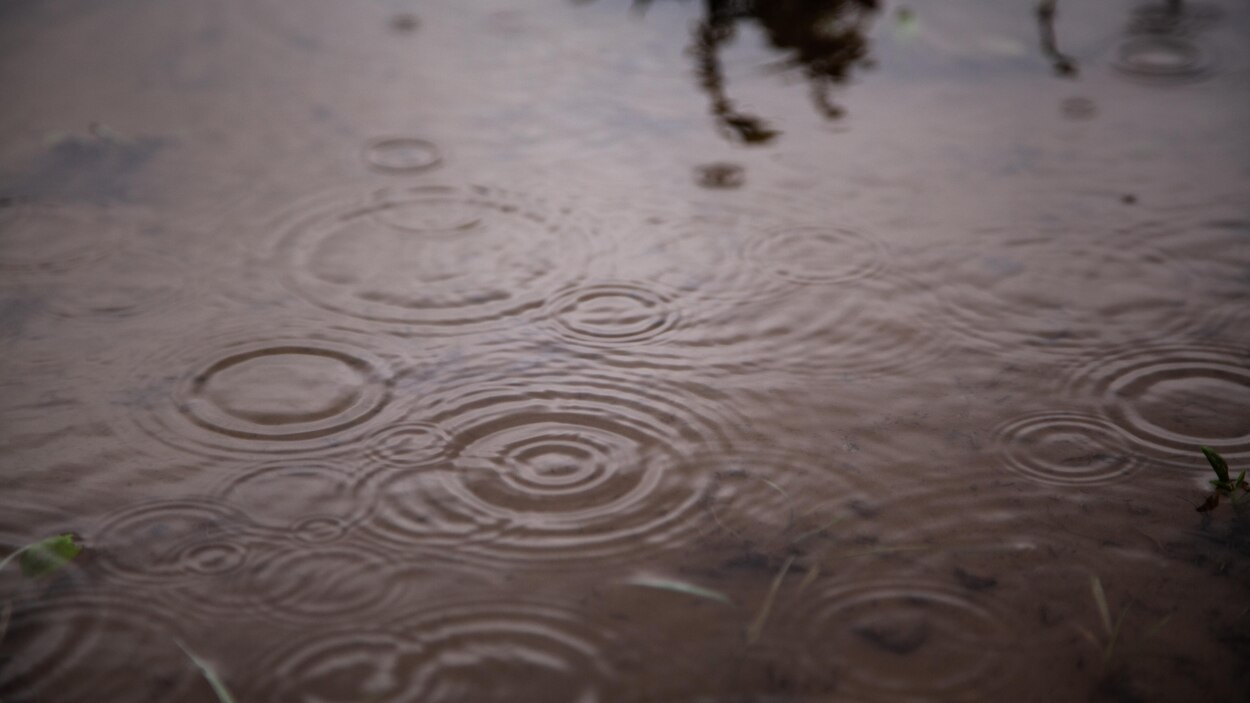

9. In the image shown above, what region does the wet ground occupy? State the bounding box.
[1,0,1249,701]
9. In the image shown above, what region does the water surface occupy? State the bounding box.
[1,0,1248,700]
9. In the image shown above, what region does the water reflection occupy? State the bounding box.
[693,0,879,144]
[1115,0,1216,83]
[593,0,878,144]
[1035,0,1078,76]
[1038,0,1217,82]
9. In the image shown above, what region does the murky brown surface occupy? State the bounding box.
[2,0,1248,701]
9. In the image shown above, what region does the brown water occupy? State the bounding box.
[1,0,1248,701]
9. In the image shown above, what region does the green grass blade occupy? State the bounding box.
[1202,446,1230,484]
[1090,575,1113,636]
[0,549,23,575]
[1145,612,1173,638]
[627,576,731,604]
[796,564,820,594]
[1103,604,1130,664]
[1073,624,1099,647]
[176,640,238,703]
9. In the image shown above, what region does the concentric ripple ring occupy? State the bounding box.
[543,282,680,348]
[274,185,591,328]
[118,331,401,458]
[365,368,745,566]
[1064,343,1250,463]
[995,411,1142,486]
[783,579,1022,701]
[250,600,619,703]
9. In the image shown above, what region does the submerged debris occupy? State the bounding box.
[853,614,931,655]
[953,566,998,591]
[695,162,746,190]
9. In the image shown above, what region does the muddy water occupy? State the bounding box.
[1,0,1248,700]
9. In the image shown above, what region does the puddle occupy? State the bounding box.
[1,0,1248,701]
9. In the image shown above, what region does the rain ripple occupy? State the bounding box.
[746,225,886,286]
[626,214,888,303]
[238,541,414,628]
[1063,342,1250,465]
[272,184,592,330]
[47,243,203,323]
[249,600,619,703]
[216,459,378,543]
[117,328,403,458]
[94,498,255,587]
[692,448,883,551]
[593,214,945,376]
[994,411,1143,486]
[0,201,125,275]
[365,367,746,567]
[364,421,454,470]
[542,281,680,349]
[916,233,1200,357]
[777,579,1023,702]
[0,593,198,703]
[363,137,442,174]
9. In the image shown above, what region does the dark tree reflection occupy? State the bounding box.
[1036,0,1078,77]
[692,0,879,145]
[583,0,879,145]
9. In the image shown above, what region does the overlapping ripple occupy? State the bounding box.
[249,600,619,703]
[216,459,377,543]
[238,541,413,628]
[0,201,124,275]
[364,420,455,469]
[47,245,202,323]
[542,281,681,349]
[588,213,946,376]
[365,366,746,566]
[271,185,592,331]
[691,448,883,550]
[778,579,1023,702]
[1063,342,1250,465]
[623,213,889,303]
[0,593,197,703]
[746,225,886,286]
[917,233,1198,357]
[93,498,255,586]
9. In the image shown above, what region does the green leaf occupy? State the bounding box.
[177,640,238,703]
[1202,446,1230,485]
[627,576,731,604]
[19,534,82,578]
[0,534,83,579]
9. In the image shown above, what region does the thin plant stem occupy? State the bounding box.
[747,555,794,644]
